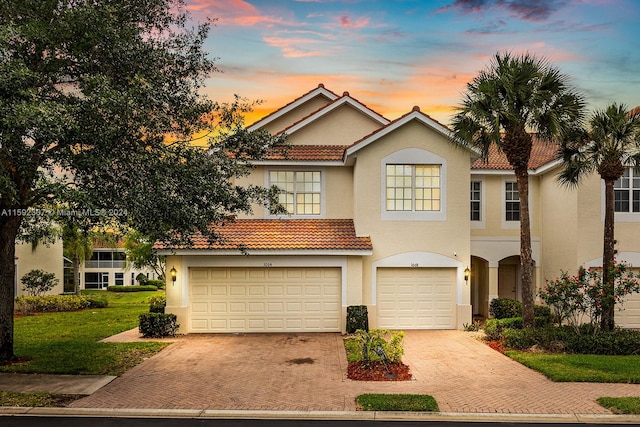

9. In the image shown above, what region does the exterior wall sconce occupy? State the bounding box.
[464,266,470,283]
[170,266,177,283]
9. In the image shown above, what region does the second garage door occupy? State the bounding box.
[189,267,341,332]
[377,267,456,329]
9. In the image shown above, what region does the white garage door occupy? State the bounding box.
[377,267,456,329]
[616,292,640,329]
[189,267,341,332]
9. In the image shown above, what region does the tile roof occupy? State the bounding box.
[471,136,560,170]
[155,219,372,252]
[263,145,347,161]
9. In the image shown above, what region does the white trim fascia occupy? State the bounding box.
[157,249,372,256]
[247,86,338,132]
[347,111,455,157]
[532,159,562,175]
[282,96,389,136]
[253,160,346,167]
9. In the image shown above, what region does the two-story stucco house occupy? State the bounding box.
[158,84,640,333]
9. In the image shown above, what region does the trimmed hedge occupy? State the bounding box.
[346,305,369,333]
[148,295,166,314]
[107,285,158,292]
[484,316,553,340]
[15,295,90,315]
[146,279,165,289]
[489,298,522,319]
[139,313,178,338]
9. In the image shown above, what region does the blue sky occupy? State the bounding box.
[185,0,640,125]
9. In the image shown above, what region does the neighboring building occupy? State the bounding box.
[156,84,640,333]
[15,240,65,296]
[77,242,159,290]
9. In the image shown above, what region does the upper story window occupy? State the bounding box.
[385,164,441,212]
[614,167,640,213]
[269,170,321,215]
[505,181,520,221]
[85,250,126,269]
[381,148,447,222]
[470,181,481,221]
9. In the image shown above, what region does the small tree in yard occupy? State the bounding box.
[21,270,59,297]
[539,262,640,334]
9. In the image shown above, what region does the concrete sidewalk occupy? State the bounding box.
[0,373,115,395]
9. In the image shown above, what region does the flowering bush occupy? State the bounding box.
[539,262,640,334]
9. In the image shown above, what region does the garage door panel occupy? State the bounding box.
[377,267,456,329]
[189,267,341,332]
[617,293,640,328]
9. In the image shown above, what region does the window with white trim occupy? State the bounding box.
[505,181,520,221]
[614,167,640,213]
[385,164,441,211]
[269,170,321,215]
[470,181,481,221]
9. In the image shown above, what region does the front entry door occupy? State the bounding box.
[498,265,518,300]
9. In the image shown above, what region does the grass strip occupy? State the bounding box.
[506,351,640,383]
[597,397,640,414]
[0,391,80,407]
[356,394,439,411]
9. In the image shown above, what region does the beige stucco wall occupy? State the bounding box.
[237,165,355,220]
[350,120,473,327]
[286,105,383,146]
[261,96,333,135]
[539,168,579,280]
[15,240,64,296]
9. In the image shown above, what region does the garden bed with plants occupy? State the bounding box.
[344,329,412,381]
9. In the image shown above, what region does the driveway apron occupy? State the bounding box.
[71,330,640,413]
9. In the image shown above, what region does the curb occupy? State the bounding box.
[1,407,640,423]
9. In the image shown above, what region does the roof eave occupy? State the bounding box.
[156,249,373,256]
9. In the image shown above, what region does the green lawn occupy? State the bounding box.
[506,351,640,383]
[356,394,439,412]
[597,397,640,414]
[3,290,169,375]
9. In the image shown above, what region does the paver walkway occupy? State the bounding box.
[71,330,640,413]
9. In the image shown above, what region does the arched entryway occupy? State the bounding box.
[470,256,489,318]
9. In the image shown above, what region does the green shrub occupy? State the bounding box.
[15,295,90,315]
[352,329,404,363]
[490,298,523,319]
[20,269,59,296]
[534,305,553,324]
[136,273,148,285]
[107,285,158,292]
[562,327,640,355]
[146,279,165,289]
[148,295,166,314]
[86,295,109,308]
[346,305,369,333]
[484,316,553,341]
[138,313,178,338]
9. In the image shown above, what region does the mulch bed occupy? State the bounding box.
[347,361,412,381]
[487,339,506,353]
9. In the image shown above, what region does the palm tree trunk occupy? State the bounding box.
[0,215,22,362]
[601,179,616,331]
[73,254,81,296]
[516,167,535,328]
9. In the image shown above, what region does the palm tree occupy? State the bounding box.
[451,52,585,327]
[62,222,94,295]
[559,103,640,331]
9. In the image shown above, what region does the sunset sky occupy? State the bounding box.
[184,0,640,126]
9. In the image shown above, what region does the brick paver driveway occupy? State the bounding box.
[71,330,640,413]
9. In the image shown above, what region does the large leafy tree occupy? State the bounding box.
[559,104,640,331]
[451,52,585,327]
[0,0,285,361]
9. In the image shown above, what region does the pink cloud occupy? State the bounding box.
[339,15,370,29]
[185,0,292,27]
[263,36,329,58]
